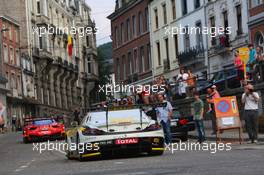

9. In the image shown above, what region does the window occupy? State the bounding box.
[4,45,8,63]
[122,55,126,80]
[121,22,124,43]
[165,38,170,70]
[146,44,151,70]
[223,11,229,34]
[15,30,19,43]
[116,58,120,81]
[86,35,90,47]
[138,12,143,35]
[134,49,138,72]
[184,27,190,51]
[132,15,136,38]
[139,46,144,72]
[37,0,41,14]
[39,36,43,49]
[194,0,200,9]
[162,4,167,25]
[16,50,20,67]
[171,0,176,20]
[154,9,159,29]
[157,42,161,66]
[236,5,242,35]
[196,21,203,47]
[128,52,132,74]
[115,26,119,47]
[182,0,188,16]
[126,18,131,41]
[10,47,14,64]
[87,56,92,73]
[251,0,263,8]
[145,8,149,32]
[210,16,216,45]
[174,34,179,56]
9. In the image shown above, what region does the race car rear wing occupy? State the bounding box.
[85,103,167,132]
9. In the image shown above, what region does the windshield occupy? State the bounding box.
[33,119,54,126]
[85,109,149,127]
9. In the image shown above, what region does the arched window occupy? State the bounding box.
[254,31,264,51]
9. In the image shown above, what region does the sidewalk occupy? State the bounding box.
[189,120,264,142]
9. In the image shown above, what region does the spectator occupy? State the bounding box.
[242,84,260,144]
[191,91,206,143]
[247,44,256,80]
[186,69,197,97]
[177,69,189,98]
[127,96,134,107]
[73,108,80,125]
[206,87,220,135]
[0,115,4,134]
[12,114,17,132]
[234,50,245,86]
[156,94,173,145]
[255,46,264,81]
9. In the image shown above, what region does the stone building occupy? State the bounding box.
[108,0,152,91]
[0,0,98,119]
[149,0,208,80]
[0,15,24,128]
[205,0,249,75]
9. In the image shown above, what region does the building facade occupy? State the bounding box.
[248,0,264,49]
[205,0,249,74]
[0,16,24,128]
[108,0,152,89]
[0,0,98,120]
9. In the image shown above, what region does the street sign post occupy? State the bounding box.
[214,96,243,144]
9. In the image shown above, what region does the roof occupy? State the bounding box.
[0,15,20,27]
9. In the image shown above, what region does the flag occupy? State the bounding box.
[68,35,73,57]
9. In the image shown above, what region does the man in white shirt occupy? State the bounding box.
[242,84,260,143]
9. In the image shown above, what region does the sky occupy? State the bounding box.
[85,0,115,46]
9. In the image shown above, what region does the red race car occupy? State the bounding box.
[23,118,65,143]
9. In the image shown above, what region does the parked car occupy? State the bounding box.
[200,68,241,94]
[170,109,195,142]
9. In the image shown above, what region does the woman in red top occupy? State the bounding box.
[234,50,245,86]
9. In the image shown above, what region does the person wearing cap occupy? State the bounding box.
[242,84,260,144]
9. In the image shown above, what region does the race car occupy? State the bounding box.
[23,118,65,143]
[65,107,165,161]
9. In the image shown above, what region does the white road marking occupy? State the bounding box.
[114,161,124,164]
[14,159,35,173]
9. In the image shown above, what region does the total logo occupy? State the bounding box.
[115,138,139,145]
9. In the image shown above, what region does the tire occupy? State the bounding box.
[65,137,74,160]
[23,137,29,144]
[76,134,85,161]
[149,150,164,156]
[180,132,188,142]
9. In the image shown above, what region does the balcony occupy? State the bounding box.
[81,72,99,82]
[36,14,49,25]
[32,47,40,57]
[86,47,98,56]
[178,45,205,66]
[210,35,231,55]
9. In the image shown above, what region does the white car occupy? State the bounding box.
[65,108,165,161]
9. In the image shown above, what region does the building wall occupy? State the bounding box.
[248,0,264,49]
[109,0,152,85]
[206,0,249,74]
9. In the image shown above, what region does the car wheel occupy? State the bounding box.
[23,137,29,144]
[76,134,85,162]
[65,137,74,160]
[149,150,164,156]
[180,132,188,142]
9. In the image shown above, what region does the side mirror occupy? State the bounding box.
[71,121,78,127]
